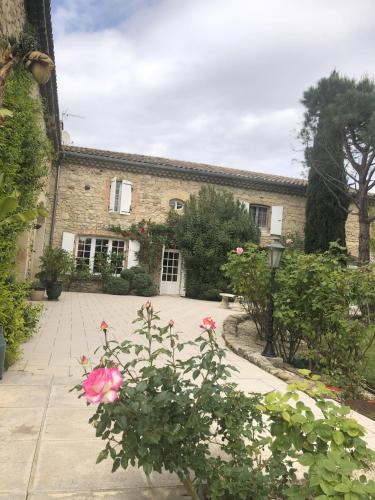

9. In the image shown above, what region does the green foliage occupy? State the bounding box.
[260,372,375,499]
[301,72,350,254]
[0,66,50,367]
[117,266,158,297]
[93,252,124,283]
[74,307,375,499]
[222,244,270,339]
[0,281,43,367]
[172,186,260,300]
[109,219,174,275]
[105,277,130,295]
[224,243,375,395]
[36,246,73,285]
[274,246,375,397]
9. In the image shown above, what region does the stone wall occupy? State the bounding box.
[0,0,26,38]
[52,162,307,256]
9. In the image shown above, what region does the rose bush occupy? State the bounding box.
[73,304,375,499]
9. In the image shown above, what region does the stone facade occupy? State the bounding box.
[0,0,26,38]
[52,162,306,250]
[52,159,362,261]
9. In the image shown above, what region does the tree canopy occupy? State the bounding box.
[301,72,375,262]
[170,186,260,300]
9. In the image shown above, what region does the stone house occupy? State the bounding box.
[1,0,363,294]
[50,146,360,295]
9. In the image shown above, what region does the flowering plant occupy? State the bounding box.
[73,305,375,499]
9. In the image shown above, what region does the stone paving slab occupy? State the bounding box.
[1,292,375,498]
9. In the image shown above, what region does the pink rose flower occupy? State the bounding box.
[168,319,174,327]
[79,355,89,365]
[285,238,293,245]
[201,317,216,330]
[82,367,123,404]
[100,320,108,331]
[236,247,244,255]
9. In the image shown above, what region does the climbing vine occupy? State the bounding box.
[0,65,51,365]
[109,218,175,275]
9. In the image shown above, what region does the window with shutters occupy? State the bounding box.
[109,178,132,214]
[76,236,126,275]
[250,205,270,231]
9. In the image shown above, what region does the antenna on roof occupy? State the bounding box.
[61,109,85,146]
[62,109,85,120]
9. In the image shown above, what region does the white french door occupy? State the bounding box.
[160,248,181,295]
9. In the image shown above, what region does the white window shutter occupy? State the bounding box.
[61,232,75,254]
[120,181,132,214]
[270,206,283,235]
[242,201,250,212]
[127,240,140,268]
[179,256,186,297]
[109,177,116,212]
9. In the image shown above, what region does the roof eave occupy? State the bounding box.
[61,149,307,196]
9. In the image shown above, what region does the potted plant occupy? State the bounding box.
[30,280,45,301]
[36,246,73,300]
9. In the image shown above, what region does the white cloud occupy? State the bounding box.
[53,0,375,178]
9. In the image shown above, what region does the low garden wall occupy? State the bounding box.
[65,278,104,294]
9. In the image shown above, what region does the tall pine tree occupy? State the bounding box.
[302,72,350,253]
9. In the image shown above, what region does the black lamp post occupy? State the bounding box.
[262,237,285,358]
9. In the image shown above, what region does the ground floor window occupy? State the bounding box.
[76,236,126,275]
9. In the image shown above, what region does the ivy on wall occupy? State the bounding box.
[0,65,51,366]
[109,219,175,276]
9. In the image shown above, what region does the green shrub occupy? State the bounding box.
[36,246,73,285]
[105,278,130,295]
[0,281,43,367]
[224,242,375,396]
[119,267,157,296]
[275,246,375,396]
[222,244,270,339]
[172,186,260,300]
[131,272,153,293]
[140,285,158,297]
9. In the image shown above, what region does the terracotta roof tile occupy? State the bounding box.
[63,145,306,189]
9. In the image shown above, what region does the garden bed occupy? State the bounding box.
[223,314,375,421]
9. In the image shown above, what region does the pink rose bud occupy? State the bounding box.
[144,300,152,309]
[82,367,123,404]
[201,316,216,330]
[100,320,108,331]
[168,319,174,327]
[79,355,89,365]
[236,247,244,255]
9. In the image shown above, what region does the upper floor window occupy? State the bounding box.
[109,177,132,214]
[250,204,270,231]
[169,199,184,210]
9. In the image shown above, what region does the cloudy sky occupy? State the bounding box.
[52,0,375,178]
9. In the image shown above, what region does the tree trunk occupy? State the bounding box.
[358,220,370,263]
[358,180,370,263]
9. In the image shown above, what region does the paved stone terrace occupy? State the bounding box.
[1,292,375,499]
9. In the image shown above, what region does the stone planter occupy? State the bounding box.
[30,289,45,301]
